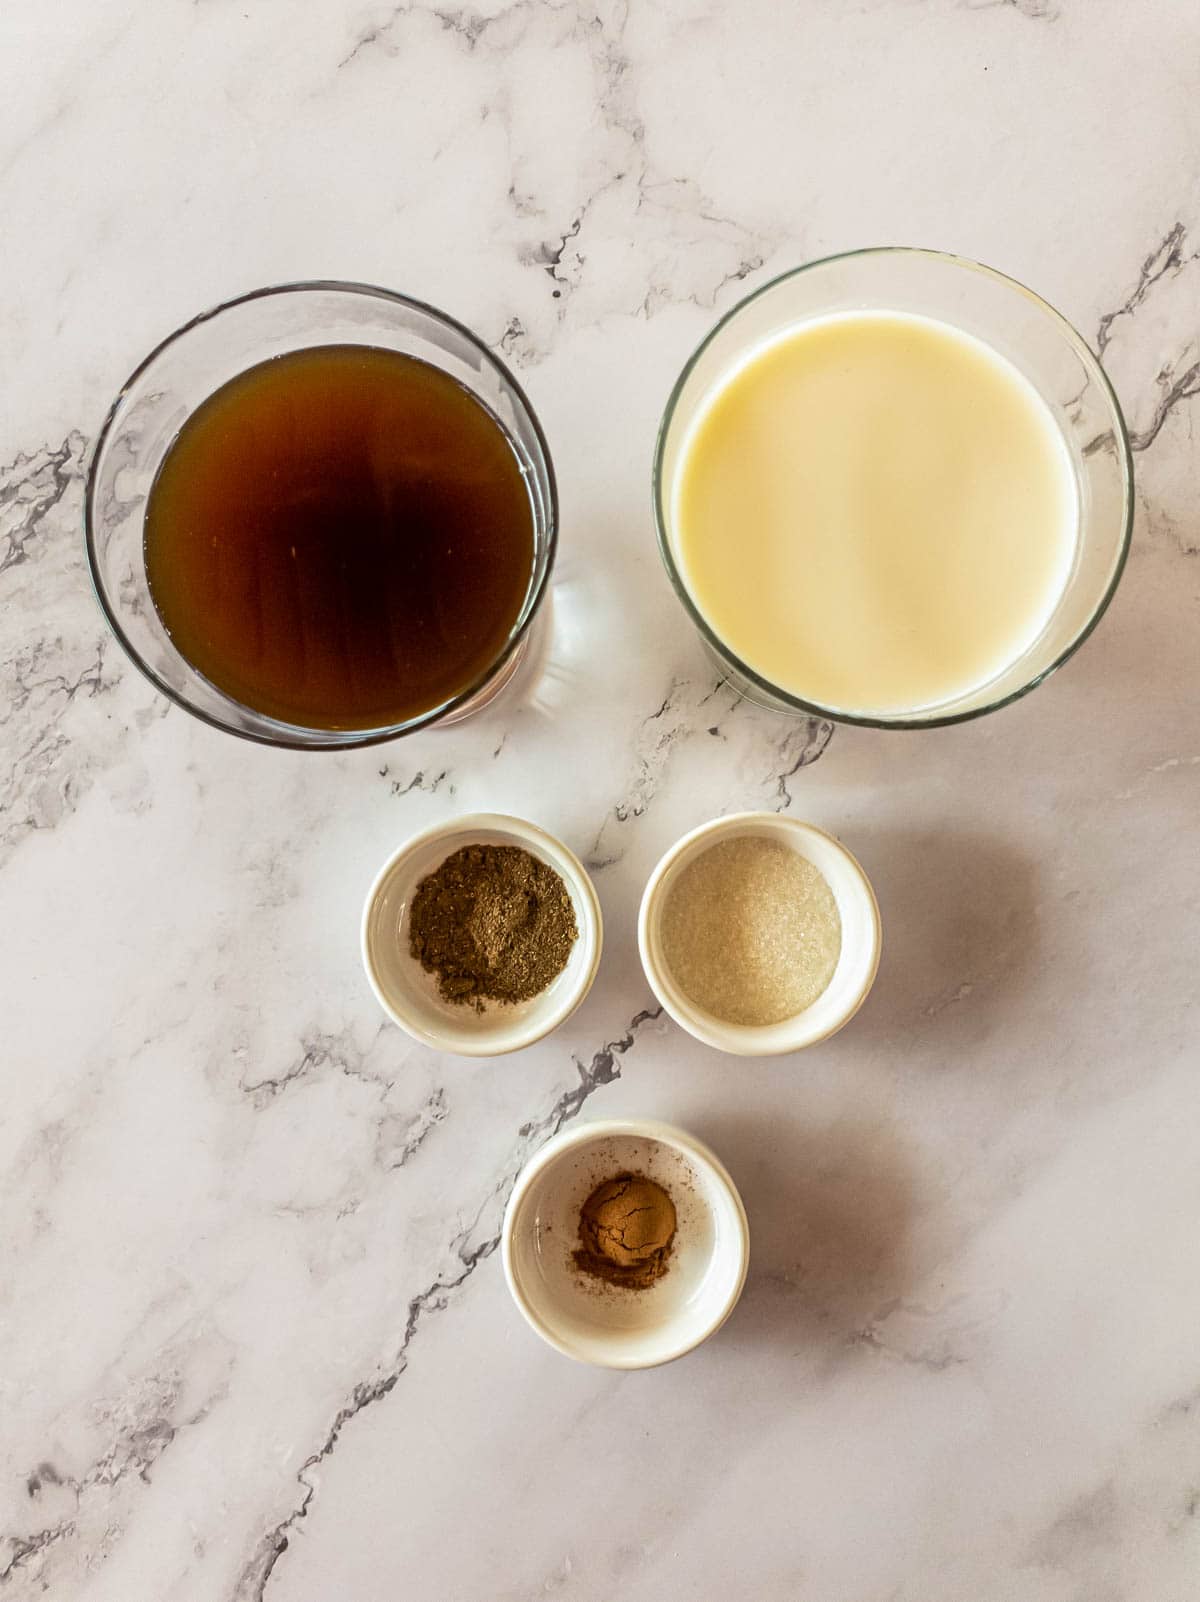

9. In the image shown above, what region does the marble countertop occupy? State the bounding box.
[4,2,1200,1598]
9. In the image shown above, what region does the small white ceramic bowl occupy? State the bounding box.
[362,813,602,1056]
[638,812,881,1056]
[502,1119,749,1368]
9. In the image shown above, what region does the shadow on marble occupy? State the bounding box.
[682,1109,917,1353]
[1026,532,1197,726]
[849,828,1043,1053]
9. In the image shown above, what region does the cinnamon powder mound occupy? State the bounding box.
[572,1173,677,1291]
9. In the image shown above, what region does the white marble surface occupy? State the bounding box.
[3,2,1200,1597]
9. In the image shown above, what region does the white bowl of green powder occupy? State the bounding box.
[363,813,603,1056]
[638,813,881,1055]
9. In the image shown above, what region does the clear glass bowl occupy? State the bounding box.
[85,282,557,749]
[653,248,1134,729]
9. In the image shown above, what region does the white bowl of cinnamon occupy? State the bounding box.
[502,1119,749,1368]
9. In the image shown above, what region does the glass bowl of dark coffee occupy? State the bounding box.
[86,282,557,748]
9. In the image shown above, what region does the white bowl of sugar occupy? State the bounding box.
[638,812,881,1055]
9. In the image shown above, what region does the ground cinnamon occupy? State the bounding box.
[572,1173,677,1291]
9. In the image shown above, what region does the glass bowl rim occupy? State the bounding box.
[84,278,560,751]
[651,245,1135,731]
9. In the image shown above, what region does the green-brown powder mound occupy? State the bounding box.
[409,843,578,1008]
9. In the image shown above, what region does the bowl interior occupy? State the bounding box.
[363,817,600,1054]
[506,1128,747,1367]
[642,815,880,1053]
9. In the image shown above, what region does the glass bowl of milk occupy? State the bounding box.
[653,248,1133,728]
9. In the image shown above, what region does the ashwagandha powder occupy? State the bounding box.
[660,836,841,1026]
[409,843,577,1008]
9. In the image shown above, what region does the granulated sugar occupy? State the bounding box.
[660,836,841,1026]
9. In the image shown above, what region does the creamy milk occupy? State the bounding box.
[672,311,1078,716]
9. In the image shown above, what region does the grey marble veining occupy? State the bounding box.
[3,1,1200,1598]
